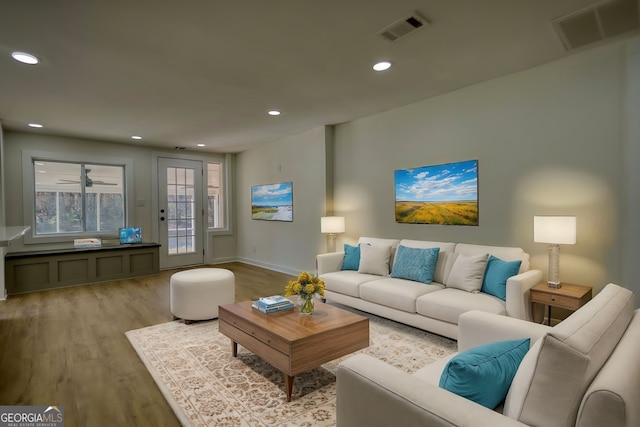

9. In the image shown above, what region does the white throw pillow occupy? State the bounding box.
[445,253,489,292]
[358,244,392,276]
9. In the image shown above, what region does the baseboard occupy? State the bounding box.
[235,257,301,276]
[208,256,238,265]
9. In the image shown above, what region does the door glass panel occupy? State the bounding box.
[166,167,196,255]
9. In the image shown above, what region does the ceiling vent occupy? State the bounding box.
[174,146,186,150]
[552,0,640,51]
[378,11,429,42]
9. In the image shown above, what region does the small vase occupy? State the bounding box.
[299,295,315,316]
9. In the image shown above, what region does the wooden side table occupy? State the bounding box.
[530,282,593,325]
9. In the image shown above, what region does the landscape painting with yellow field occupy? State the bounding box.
[395,160,478,225]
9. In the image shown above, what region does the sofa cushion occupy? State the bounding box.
[504,283,635,427]
[416,288,506,324]
[416,290,507,325]
[358,243,393,276]
[445,253,489,293]
[360,278,443,313]
[390,245,440,284]
[320,270,385,297]
[412,353,457,385]
[482,255,522,301]
[341,244,360,271]
[397,239,456,253]
[455,243,529,273]
[439,338,530,409]
[434,252,458,285]
[397,239,457,283]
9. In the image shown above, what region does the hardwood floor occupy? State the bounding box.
[0,262,293,427]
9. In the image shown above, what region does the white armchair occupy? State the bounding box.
[336,284,639,427]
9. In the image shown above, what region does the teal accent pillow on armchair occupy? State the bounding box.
[439,338,530,409]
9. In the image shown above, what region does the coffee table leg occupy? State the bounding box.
[231,340,238,357]
[285,374,294,402]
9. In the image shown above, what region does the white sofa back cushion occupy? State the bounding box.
[398,240,457,284]
[503,284,635,427]
[455,243,529,273]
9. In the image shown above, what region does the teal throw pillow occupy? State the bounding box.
[481,255,522,300]
[390,245,440,284]
[439,338,530,409]
[341,244,361,271]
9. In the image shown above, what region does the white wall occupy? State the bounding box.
[624,39,640,300]
[235,126,330,275]
[332,37,637,297]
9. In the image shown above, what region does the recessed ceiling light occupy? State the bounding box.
[197,144,205,147]
[131,135,142,140]
[28,123,43,128]
[268,110,281,116]
[373,61,392,71]
[12,51,39,65]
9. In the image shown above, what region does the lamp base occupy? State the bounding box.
[547,281,562,289]
[326,234,337,253]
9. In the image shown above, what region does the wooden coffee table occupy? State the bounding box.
[218,300,369,401]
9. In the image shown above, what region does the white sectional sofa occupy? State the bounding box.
[317,237,542,339]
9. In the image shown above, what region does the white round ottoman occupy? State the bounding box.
[170,268,235,324]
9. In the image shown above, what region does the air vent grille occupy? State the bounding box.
[378,11,429,42]
[174,146,186,150]
[552,0,639,51]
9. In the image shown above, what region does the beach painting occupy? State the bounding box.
[395,160,478,225]
[251,182,293,222]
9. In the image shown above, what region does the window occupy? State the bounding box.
[33,161,125,235]
[207,162,225,229]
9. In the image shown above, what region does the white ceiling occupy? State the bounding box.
[0,0,637,153]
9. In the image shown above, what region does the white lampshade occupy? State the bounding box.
[534,216,577,245]
[321,216,345,234]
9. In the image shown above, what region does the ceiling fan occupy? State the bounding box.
[57,169,118,187]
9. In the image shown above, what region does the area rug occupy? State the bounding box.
[126,310,456,427]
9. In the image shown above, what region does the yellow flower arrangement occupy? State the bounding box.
[284,272,325,315]
[284,271,325,298]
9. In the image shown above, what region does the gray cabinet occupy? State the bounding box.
[5,243,160,294]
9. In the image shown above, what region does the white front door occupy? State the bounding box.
[157,157,204,268]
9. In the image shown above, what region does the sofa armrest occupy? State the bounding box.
[505,269,543,321]
[576,309,640,427]
[316,252,345,275]
[458,310,551,352]
[337,354,528,427]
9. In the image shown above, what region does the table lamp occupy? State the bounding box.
[321,216,345,253]
[534,216,576,288]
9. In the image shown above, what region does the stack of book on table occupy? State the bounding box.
[252,295,294,313]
